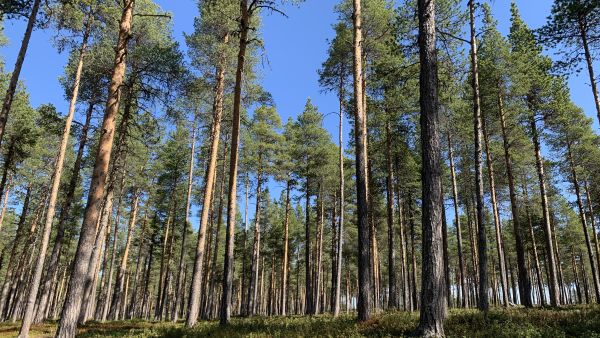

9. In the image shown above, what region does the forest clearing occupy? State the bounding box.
[1,0,600,337]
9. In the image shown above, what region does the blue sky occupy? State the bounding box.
[2,0,598,139]
[0,0,598,224]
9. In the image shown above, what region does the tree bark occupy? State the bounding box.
[352,0,371,322]
[417,0,446,334]
[220,0,248,325]
[55,1,134,335]
[186,31,229,328]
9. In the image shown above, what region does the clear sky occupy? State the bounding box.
[0,0,597,223]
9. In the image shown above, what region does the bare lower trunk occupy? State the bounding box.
[280,180,291,316]
[447,132,468,309]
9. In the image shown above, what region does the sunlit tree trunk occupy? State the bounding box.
[219,0,249,325]
[55,1,134,335]
[186,31,229,328]
[352,0,371,322]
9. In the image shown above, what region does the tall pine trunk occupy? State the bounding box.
[352,0,371,322]
[417,0,446,333]
[18,16,92,336]
[219,0,249,325]
[173,116,198,321]
[186,31,229,327]
[481,110,509,307]
[497,87,532,307]
[528,113,560,306]
[468,0,488,312]
[55,1,134,335]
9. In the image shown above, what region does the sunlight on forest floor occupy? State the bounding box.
[1,305,599,337]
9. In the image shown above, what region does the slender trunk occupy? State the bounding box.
[0,0,41,148]
[585,181,600,281]
[220,1,248,325]
[0,185,31,320]
[36,99,94,323]
[173,116,198,322]
[567,141,600,302]
[280,180,291,315]
[332,68,345,318]
[187,32,229,328]
[523,182,546,306]
[481,112,509,307]
[417,0,446,333]
[249,164,264,315]
[497,87,532,307]
[447,132,468,308]
[385,120,397,309]
[109,191,140,319]
[18,17,91,336]
[352,0,371,322]
[468,0,488,312]
[241,176,250,316]
[304,176,312,315]
[528,113,560,306]
[55,1,134,335]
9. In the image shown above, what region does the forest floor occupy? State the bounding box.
[1,305,599,337]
